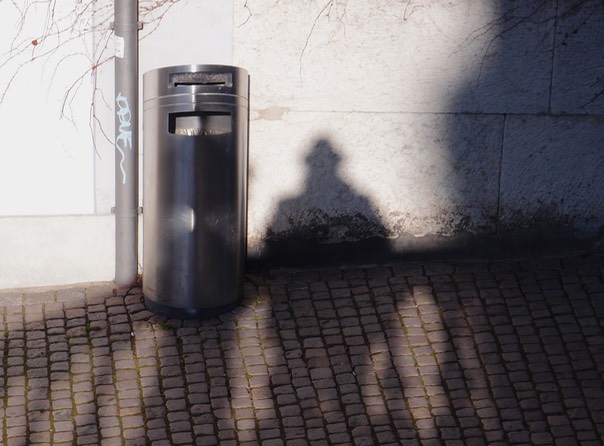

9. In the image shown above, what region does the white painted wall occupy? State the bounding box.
[0,2,96,216]
[0,0,234,288]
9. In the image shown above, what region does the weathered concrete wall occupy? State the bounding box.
[233,0,604,262]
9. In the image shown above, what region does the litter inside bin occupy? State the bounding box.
[169,112,232,136]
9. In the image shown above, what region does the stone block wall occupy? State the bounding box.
[233,0,604,262]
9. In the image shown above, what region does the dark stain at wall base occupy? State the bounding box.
[247,223,600,271]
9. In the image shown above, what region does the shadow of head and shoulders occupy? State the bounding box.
[262,137,392,267]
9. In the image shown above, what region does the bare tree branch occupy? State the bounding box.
[0,0,185,116]
[299,0,348,82]
[238,0,252,28]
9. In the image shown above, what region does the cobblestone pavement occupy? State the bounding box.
[0,253,602,445]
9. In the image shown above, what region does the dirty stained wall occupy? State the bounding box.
[233,0,604,262]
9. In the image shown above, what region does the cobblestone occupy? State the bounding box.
[0,254,600,443]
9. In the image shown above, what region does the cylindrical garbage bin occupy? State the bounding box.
[142,64,249,318]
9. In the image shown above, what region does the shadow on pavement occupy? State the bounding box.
[0,254,603,444]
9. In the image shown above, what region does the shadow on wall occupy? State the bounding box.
[443,1,604,254]
[260,137,393,267]
[252,2,604,271]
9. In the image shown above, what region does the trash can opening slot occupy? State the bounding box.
[169,112,232,136]
[170,72,233,88]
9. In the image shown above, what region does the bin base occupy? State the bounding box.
[144,297,239,320]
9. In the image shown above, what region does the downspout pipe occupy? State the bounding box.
[114,0,140,286]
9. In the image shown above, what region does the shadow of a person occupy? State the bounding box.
[263,137,392,267]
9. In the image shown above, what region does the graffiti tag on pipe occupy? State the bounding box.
[115,93,132,185]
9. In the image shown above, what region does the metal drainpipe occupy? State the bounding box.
[113,0,140,286]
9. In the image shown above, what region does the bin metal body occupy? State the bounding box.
[143,64,249,318]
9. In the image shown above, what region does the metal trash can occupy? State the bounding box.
[142,64,249,318]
